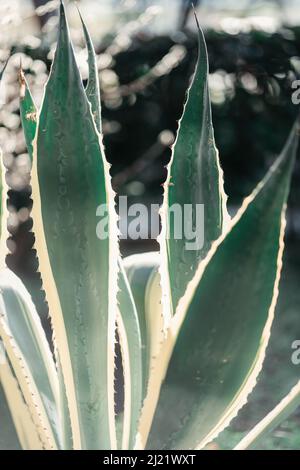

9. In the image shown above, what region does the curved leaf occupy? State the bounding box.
[139,121,299,450]
[117,259,143,450]
[234,380,300,450]
[18,7,116,450]
[18,64,75,452]
[78,8,102,133]
[0,268,60,449]
[0,346,43,449]
[159,20,229,320]
[1,51,44,452]
[31,2,118,449]
[123,252,164,400]
[77,13,145,450]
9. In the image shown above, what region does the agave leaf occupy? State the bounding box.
[144,262,166,368]
[1,54,44,452]
[53,354,72,450]
[19,68,37,162]
[123,252,165,399]
[18,9,117,450]
[159,20,229,320]
[0,268,60,449]
[78,8,102,133]
[234,380,300,450]
[138,122,299,450]
[0,345,43,450]
[18,64,75,452]
[31,2,118,449]
[117,259,143,450]
[77,13,144,449]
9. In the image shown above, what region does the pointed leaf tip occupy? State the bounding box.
[31,0,118,449]
[158,17,227,316]
[75,2,83,22]
[192,6,200,30]
[151,119,297,449]
[77,4,102,133]
[58,0,69,36]
[277,117,299,172]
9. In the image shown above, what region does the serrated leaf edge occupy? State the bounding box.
[234,379,300,450]
[0,303,57,449]
[0,354,44,449]
[136,180,288,449]
[30,8,119,450]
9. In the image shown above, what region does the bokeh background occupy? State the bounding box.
[0,0,300,450]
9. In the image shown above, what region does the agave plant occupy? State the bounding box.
[0,1,300,450]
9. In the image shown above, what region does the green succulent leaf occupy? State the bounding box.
[123,252,164,401]
[159,21,229,319]
[77,14,145,450]
[139,121,299,450]
[235,380,300,450]
[19,7,117,450]
[19,69,37,162]
[0,352,43,450]
[31,2,118,449]
[56,355,73,450]
[117,259,143,449]
[0,268,60,449]
[19,54,75,452]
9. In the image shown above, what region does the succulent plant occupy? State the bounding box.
[0,1,299,450]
